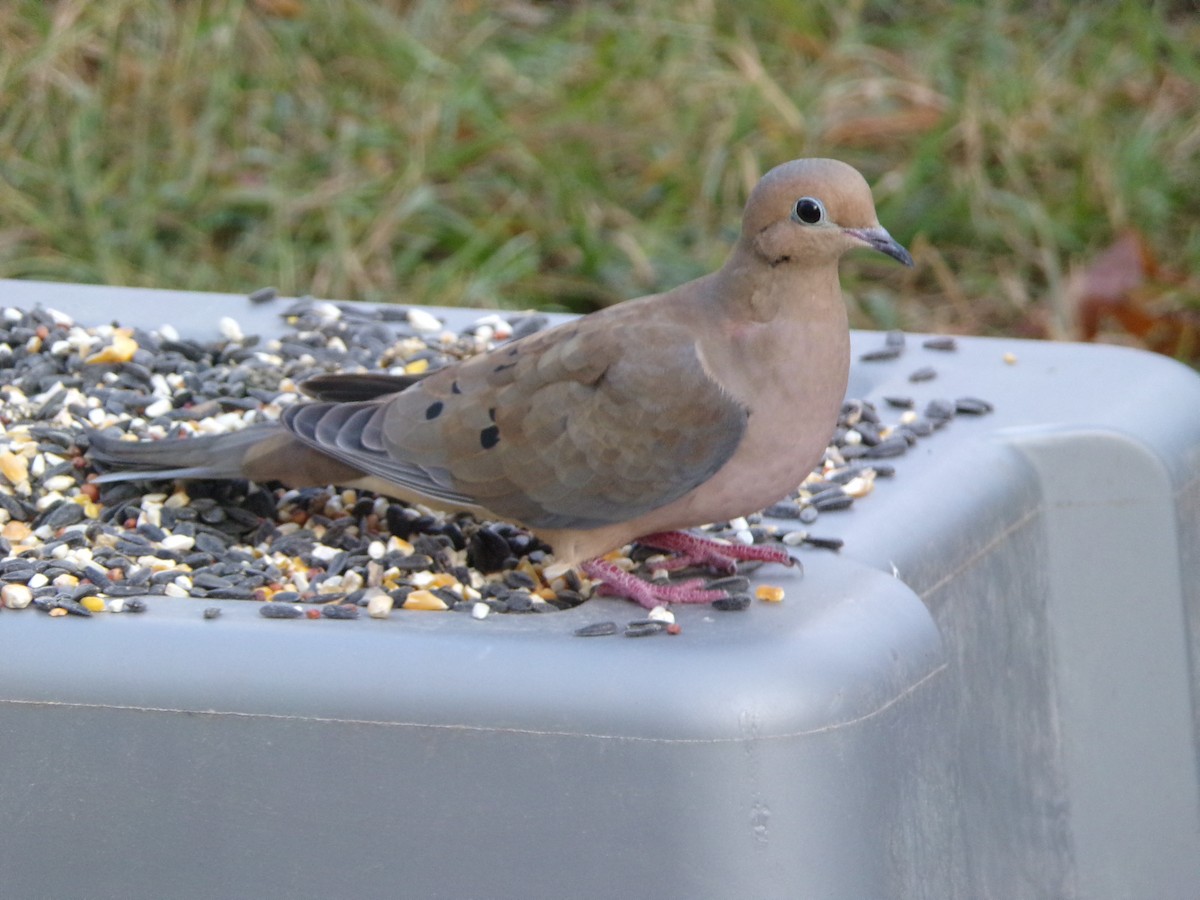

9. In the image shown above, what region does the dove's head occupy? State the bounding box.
[740,158,913,269]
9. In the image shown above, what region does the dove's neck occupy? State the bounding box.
[708,252,844,325]
[687,252,849,415]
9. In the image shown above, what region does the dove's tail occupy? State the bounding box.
[88,425,284,483]
[88,371,421,485]
[88,423,370,488]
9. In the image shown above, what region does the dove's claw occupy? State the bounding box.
[580,531,795,608]
[636,530,795,574]
[581,559,727,610]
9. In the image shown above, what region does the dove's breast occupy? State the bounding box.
[621,299,850,534]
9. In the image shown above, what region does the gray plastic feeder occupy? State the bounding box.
[1,279,1198,899]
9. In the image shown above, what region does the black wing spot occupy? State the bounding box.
[487,407,496,422]
[451,381,462,394]
[480,425,500,449]
[493,362,517,374]
[425,401,444,420]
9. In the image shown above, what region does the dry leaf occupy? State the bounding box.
[1070,230,1200,360]
[253,0,304,18]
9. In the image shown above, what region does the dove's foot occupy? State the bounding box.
[581,559,727,610]
[580,532,795,609]
[636,530,796,575]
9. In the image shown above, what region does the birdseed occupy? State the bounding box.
[0,294,992,628]
[711,594,752,612]
[574,621,619,637]
[955,396,995,415]
[859,346,903,362]
[624,621,666,637]
[922,336,958,351]
[755,585,785,603]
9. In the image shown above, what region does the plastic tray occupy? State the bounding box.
[1,279,1198,899]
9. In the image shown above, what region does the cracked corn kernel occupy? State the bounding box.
[85,332,138,364]
[0,451,28,484]
[755,585,785,603]
[402,589,449,611]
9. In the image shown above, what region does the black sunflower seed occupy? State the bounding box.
[922,336,957,351]
[574,621,618,637]
[955,396,994,415]
[859,346,902,362]
[712,594,752,611]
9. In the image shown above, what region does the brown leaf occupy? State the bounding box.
[253,0,305,18]
[1070,230,1200,360]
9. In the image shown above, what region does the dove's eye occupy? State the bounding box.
[792,197,826,225]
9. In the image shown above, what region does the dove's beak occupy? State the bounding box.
[846,226,914,267]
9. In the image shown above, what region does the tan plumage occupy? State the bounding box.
[91,158,912,574]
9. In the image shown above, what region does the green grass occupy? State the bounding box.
[1,0,1197,339]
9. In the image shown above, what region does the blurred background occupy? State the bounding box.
[1,0,1197,354]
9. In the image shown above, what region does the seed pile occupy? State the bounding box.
[0,294,991,624]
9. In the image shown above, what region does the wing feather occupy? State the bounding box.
[280,317,747,530]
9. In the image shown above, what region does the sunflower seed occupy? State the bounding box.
[922,336,957,351]
[859,346,902,362]
[574,621,618,637]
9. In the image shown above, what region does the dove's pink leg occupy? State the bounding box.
[581,559,727,610]
[636,531,796,575]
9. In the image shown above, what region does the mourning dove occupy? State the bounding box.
[90,158,913,607]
